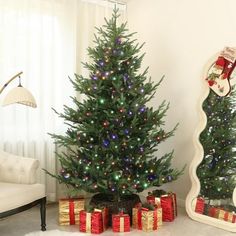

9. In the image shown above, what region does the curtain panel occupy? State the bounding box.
[0,0,126,201]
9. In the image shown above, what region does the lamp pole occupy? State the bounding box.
[0,72,23,95]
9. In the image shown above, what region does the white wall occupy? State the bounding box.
[126,0,236,203]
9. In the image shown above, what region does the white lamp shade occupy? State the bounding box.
[2,86,37,108]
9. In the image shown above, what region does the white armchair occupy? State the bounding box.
[0,150,46,231]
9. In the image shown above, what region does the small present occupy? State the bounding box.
[215,209,236,223]
[208,206,218,218]
[133,203,162,232]
[160,192,177,222]
[79,210,104,234]
[94,207,109,230]
[141,204,162,232]
[194,197,205,214]
[59,198,85,225]
[112,212,130,232]
[147,190,177,222]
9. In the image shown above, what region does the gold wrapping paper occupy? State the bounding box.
[154,197,161,205]
[215,209,225,220]
[132,208,139,228]
[59,199,85,214]
[59,214,80,225]
[142,211,154,232]
[86,212,92,233]
[120,217,124,232]
[58,198,85,225]
[216,209,235,222]
[157,208,162,226]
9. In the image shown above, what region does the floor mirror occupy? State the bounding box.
[186,47,236,232]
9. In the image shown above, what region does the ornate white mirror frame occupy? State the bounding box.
[186,49,236,232]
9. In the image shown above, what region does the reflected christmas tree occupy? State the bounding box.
[197,87,236,207]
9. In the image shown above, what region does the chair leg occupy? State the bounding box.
[40,197,46,231]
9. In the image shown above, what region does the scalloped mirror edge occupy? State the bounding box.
[186,51,236,232]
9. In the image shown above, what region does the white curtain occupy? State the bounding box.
[0,0,127,201]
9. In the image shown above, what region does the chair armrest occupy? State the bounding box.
[0,150,39,184]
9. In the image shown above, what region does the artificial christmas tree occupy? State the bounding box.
[196,87,236,208]
[47,8,182,214]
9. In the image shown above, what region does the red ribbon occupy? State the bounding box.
[69,199,75,225]
[153,209,158,230]
[138,209,142,229]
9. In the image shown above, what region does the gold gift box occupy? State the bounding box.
[215,209,236,223]
[59,198,85,225]
[142,208,162,232]
[59,213,80,225]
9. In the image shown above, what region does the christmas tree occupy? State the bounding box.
[48,9,182,200]
[197,88,236,203]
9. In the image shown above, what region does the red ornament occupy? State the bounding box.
[102,120,109,128]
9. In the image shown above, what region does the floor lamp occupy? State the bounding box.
[0,72,37,108]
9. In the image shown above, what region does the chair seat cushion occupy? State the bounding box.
[0,182,45,213]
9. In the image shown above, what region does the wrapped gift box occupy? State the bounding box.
[141,209,157,232]
[160,192,177,222]
[132,203,142,230]
[112,212,130,232]
[59,198,85,225]
[132,203,162,232]
[208,206,218,218]
[195,197,205,214]
[146,190,177,222]
[94,207,109,230]
[215,209,236,223]
[79,210,104,234]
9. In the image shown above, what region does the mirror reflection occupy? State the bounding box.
[192,63,236,223]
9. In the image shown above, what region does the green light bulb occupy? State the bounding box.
[99,98,105,104]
